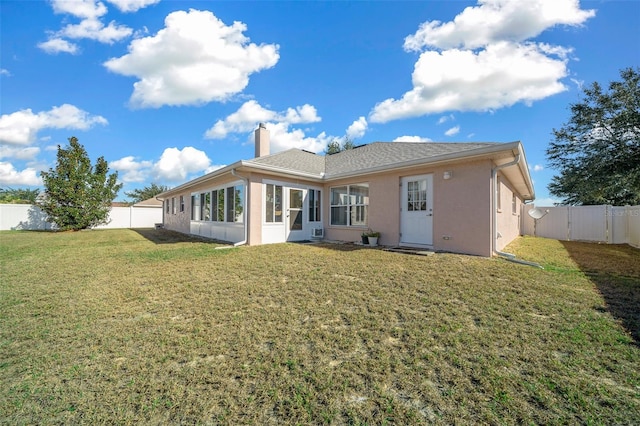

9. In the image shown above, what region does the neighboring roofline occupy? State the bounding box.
[156,141,535,201]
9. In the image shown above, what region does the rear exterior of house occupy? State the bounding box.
[157,125,534,257]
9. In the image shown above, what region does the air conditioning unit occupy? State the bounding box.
[311,228,324,238]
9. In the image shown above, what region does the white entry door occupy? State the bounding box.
[286,188,306,241]
[400,174,433,246]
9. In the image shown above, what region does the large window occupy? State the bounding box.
[212,189,225,222]
[191,194,200,220]
[330,184,368,226]
[190,184,243,223]
[308,189,321,222]
[265,184,283,223]
[226,185,244,223]
[201,192,211,221]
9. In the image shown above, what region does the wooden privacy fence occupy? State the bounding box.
[0,204,162,231]
[521,204,640,248]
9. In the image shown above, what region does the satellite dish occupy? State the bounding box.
[528,208,549,220]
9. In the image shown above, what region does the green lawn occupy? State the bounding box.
[1,230,638,424]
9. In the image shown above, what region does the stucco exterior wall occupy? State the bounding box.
[433,160,493,257]
[324,160,494,256]
[495,171,523,251]
[162,194,190,234]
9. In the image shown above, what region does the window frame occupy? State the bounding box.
[179,195,185,213]
[264,183,284,224]
[330,183,369,227]
[308,189,321,223]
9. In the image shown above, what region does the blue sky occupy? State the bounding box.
[1,0,638,204]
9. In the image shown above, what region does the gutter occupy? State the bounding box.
[231,168,248,247]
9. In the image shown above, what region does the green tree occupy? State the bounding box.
[38,137,122,231]
[546,67,640,205]
[125,183,169,204]
[325,138,355,155]
[0,187,40,204]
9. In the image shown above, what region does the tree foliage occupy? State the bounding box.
[0,187,40,204]
[38,137,122,231]
[546,67,640,205]
[125,183,169,204]
[325,138,355,155]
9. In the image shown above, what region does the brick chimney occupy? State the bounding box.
[254,123,270,158]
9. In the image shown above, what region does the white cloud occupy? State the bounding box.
[51,0,108,20]
[370,42,569,122]
[106,0,160,13]
[0,162,42,186]
[403,0,595,51]
[104,9,280,108]
[370,0,594,123]
[530,164,544,172]
[38,38,79,54]
[346,117,368,140]
[205,100,321,139]
[263,122,332,154]
[437,114,454,125]
[58,18,133,44]
[0,69,11,77]
[0,146,40,160]
[153,146,212,182]
[0,104,108,145]
[445,125,460,136]
[393,136,433,143]
[40,0,134,55]
[111,156,153,183]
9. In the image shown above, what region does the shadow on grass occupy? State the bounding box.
[132,228,231,246]
[560,241,640,347]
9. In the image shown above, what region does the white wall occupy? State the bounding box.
[0,204,162,231]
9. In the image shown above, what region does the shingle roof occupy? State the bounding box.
[247,148,326,176]
[247,142,502,178]
[324,142,501,177]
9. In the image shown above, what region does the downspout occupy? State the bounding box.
[492,155,520,259]
[231,168,248,247]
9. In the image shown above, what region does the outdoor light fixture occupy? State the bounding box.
[443,171,452,180]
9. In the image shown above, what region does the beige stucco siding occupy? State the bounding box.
[432,160,493,257]
[324,160,495,256]
[495,171,524,252]
[162,194,190,234]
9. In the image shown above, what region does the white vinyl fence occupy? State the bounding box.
[522,205,640,248]
[0,204,162,231]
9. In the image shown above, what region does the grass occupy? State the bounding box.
[1,230,639,424]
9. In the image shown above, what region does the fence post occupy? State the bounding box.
[606,205,613,244]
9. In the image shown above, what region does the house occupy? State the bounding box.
[156,124,534,257]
